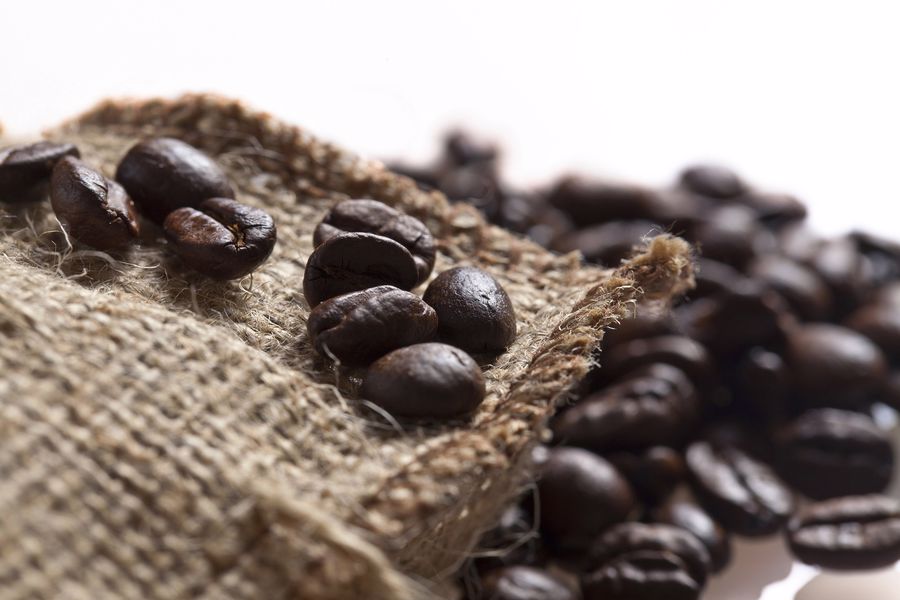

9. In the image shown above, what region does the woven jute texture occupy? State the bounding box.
[0,95,693,600]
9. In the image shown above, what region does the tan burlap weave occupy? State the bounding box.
[0,95,693,599]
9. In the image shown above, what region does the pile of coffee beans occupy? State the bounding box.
[0,137,277,279]
[391,133,900,599]
[305,198,518,418]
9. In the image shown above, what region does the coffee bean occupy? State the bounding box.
[851,230,900,287]
[653,499,733,573]
[551,220,661,266]
[608,446,686,504]
[749,255,833,321]
[443,130,499,167]
[164,197,276,280]
[388,163,439,190]
[778,223,822,264]
[601,310,679,350]
[116,137,234,223]
[786,495,900,570]
[582,550,702,600]
[687,205,769,269]
[313,199,436,285]
[679,164,746,200]
[361,342,485,418]
[686,440,794,536]
[553,364,699,453]
[777,409,893,500]
[739,191,807,227]
[599,335,713,387]
[480,566,577,600]
[846,303,900,365]
[303,232,418,307]
[690,259,749,300]
[307,285,437,366]
[423,266,516,353]
[785,324,888,410]
[49,157,139,249]
[472,503,541,574]
[875,282,900,310]
[537,447,635,552]
[732,347,789,424]
[0,141,79,202]
[547,177,669,225]
[809,237,875,317]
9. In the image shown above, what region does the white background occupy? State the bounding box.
[2,1,899,598]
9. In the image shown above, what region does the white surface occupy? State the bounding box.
[2,2,899,598]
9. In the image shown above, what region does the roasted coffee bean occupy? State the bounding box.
[0,141,79,202]
[749,255,832,321]
[303,232,418,307]
[653,498,732,573]
[846,303,900,365]
[776,409,893,500]
[164,197,276,280]
[472,503,541,573]
[537,447,635,552]
[739,191,807,227]
[553,364,699,453]
[786,495,900,570]
[49,157,139,249]
[851,230,900,287]
[547,177,669,225]
[601,310,680,350]
[679,164,746,200]
[582,550,701,600]
[785,324,888,410]
[778,223,822,264]
[313,199,436,285]
[361,343,485,418]
[875,282,900,310]
[443,130,499,167]
[522,205,573,248]
[608,446,686,504]
[690,258,750,300]
[388,162,439,190]
[732,347,789,423]
[438,164,503,218]
[423,266,517,353]
[480,566,577,600]
[599,335,713,387]
[116,137,234,223]
[809,237,875,316]
[686,440,794,536]
[306,286,437,366]
[687,205,769,269]
[551,220,662,266]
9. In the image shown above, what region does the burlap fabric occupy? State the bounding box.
[0,95,693,599]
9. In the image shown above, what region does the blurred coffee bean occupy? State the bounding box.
[423,266,517,353]
[846,303,900,365]
[851,230,900,286]
[653,498,732,573]
[537,447,635,552]
[553,364,699,453]
[388,162,439,190]
[479,566,577,600]
[786,495,900,570]
[443,131,499,167]
[547,177,669,225]
[471,504,540,574]
[314,199,436,285]
[679,164,746,200]
[494,191,545,234]
[809,237,875,316]
[598,335,713,387]
[601,310,680,352]
[0,141,80,203]
[608,446,686,504]
[552,220,661,266]
[307,286,437,366]
[689,259,750,300]
[875,282,900,310]
[303,232,418,307]
[582,551,701,600]
[732,347,789,424]
[882,370,900,410]
[785,324,888,410]
[116,137,234,223]
[687,205,770,269]
[437,163,503,216]
[361,343,485,418]
[739,191,807,227]
[50,156,140,250]
[686,440,794,536]
[749,255,833,321]
[776,409,893,500]
[523,206,573,248]
[778,223,822,264]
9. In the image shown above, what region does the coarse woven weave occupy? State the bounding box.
[0,95,694,600]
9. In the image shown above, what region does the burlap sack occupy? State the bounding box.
[0,95,693,600]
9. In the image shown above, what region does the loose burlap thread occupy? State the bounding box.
[0,95,693,600]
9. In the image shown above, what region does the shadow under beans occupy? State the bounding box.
[703,536,795,600]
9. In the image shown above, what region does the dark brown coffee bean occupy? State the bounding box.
[537,447,635,552]
[388,162,439,190]
[49,157,139,249]
[601,310,679,350]
[443,130,499,167]
[599,335,713,387]
[116,137,234,223]
[786,495,900,570]
[472,504,541,574]
[778,223,822,264]
[303,232,418,307]
[361,342,485,418]
[653,499,732,573]
[480,566,577,600]
[423,266,516,353]
[582,550,701,600]
[553,364,699,453]
[809,237,875,316]
[776,409,893,500]
[690,259,749,300]
[679,164,746,199]
[164,198,276,280]
[687,205,769,269]
[438,164,503,219]
[851,230,900,287]
[551,220,660,266]
[608,446,686,504]
[522,205,573,248]
[749,255,833,321]
[306,285,437,366]
[547,177,669,225]
[313,199,436,285]
[785,324,888,410]
[686,440,794,536]
[732,347,789,424]
[846,303,900,365]
[0,141,79,202]
[739,191,807,227]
